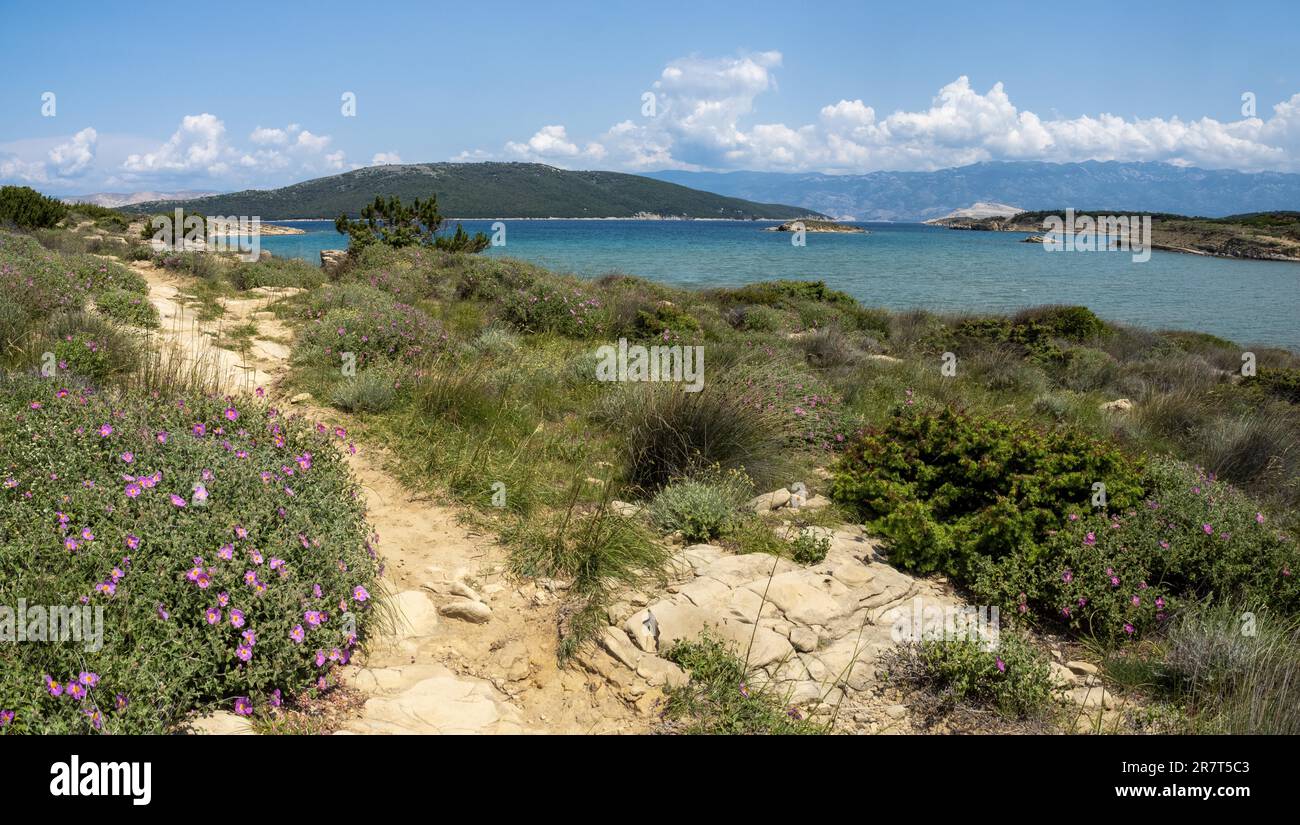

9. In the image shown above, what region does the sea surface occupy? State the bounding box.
[261,220,1300,350]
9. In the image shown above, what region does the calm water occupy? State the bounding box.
[262,220,1300,350]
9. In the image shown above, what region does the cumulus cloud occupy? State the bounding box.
[249,126,289,146]
[505,125,606,163]
[0,154,47,183]
[471,55,1300,174]
[124,113,227,173]
[370,151,402,165]
[48,127,97,176]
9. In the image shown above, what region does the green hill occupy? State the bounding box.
[125,162,823,220]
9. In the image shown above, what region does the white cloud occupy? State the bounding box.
[370,151,402,165]
[249,126,289,145]
[124,113,228,173]
[48,127,97,176]
[0,154,47,183]
[471,56,1300,174]
[294,130,331,152]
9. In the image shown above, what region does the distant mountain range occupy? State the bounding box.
[125,163,819,220]
[647,162,1300,222]
[64,190,219,208]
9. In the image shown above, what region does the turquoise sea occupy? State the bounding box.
[261,220,1300,350]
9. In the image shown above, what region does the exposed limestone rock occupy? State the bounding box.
[438,598,492,624]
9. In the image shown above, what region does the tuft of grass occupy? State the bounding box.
[331,365,403,413]
[614,380,789,493]
[505,488,670,660]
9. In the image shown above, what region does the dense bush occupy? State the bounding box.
[0,186,68,229]
[1245,367,1300,404]
[972,458,1300,640]
[94,287,159,329]
[501,281,607,337]
[0,233,149,325]
[884,632,1054,718]
[649,470,752,542]
[297,283,443,368]
[830,407,1145,576]
[330,364,404,413]
[0,374,380,733]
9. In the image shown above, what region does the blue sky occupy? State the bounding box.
[2,0,1298,193]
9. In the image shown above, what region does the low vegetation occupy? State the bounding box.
[3,198,1298,733]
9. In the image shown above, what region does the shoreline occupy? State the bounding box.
[265,216,824,224]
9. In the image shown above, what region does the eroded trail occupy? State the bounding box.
[131,260,644,734]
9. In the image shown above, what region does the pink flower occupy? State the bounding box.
[1083,532,1096,546]
[169,494,187,508]
[233,697,253,716]
[1203,523,1214,535]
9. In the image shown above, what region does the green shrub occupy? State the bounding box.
[330,365,403,413]
[0,186,68,229]
[660,635,824,734]
[789,530,830,564]
[1015,305,1107,342]
[1059,346,1121,392]
[952,316,1064,365]
[0,302,31,351]
[297,287,443,369]
[716,279,857,310]
[649,471,752,542]
[830,407,1145,576]
[734,304,785,332]
[0,374,380,733]
[44,313,141,384]
[454,255,541,301]
[95,288,159,329]
[885,632,1054,718]
[501,280,607,337]
[973,458,1299,641]
[1245,367,1300,404]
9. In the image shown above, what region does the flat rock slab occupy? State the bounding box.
[342,672,530,734]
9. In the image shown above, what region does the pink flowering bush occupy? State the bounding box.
[972,458,1300,641]
[297,283,444,368]
[502,281,608,337]
[0,374,380,733]
[0,233,150,326]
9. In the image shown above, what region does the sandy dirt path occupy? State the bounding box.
[129,260,646,734]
